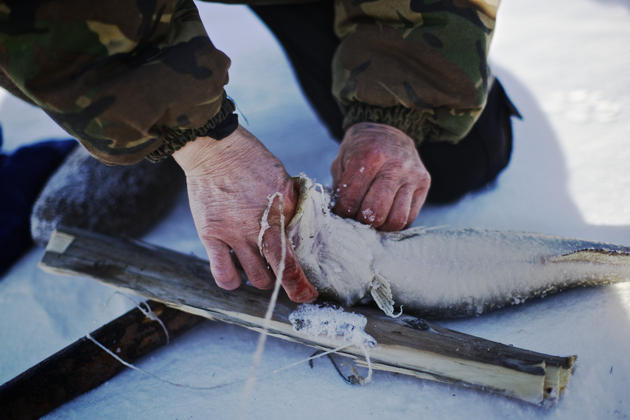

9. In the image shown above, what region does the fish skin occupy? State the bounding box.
[287,176,630,319]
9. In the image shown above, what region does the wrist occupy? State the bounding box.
[344,122,417,150]
[173,128,234,176]
[346,121,413,139]
[173,125,261,177]
[342,102,429,147]
[147,93,238,162]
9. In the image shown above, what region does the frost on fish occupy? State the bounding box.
[287,176,630,318]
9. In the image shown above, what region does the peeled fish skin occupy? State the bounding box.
[287,176,630,318]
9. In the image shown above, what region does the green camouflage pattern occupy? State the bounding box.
[0,0,497,164]
[333,0,499,145]
[0,0,230,165]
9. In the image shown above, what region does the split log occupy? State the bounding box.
[39,226,577,407]
[0,301,204,420]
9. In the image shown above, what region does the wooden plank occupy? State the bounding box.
[39,226,577,406]
[0,301,204,420]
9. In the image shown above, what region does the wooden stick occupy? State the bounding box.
[39,226,577,406]
[0,301,204,420]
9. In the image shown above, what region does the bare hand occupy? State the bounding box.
[331,122,431,231]
[173,126,317,303]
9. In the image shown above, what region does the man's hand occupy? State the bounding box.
[331,122,431,231]
[173,126,317,303]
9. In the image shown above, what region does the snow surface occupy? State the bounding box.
[1,1,630,418]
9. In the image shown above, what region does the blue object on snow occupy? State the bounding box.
[0,125,76,275]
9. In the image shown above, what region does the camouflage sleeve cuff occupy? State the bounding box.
[146,94,238,162]
[342,102,431,147]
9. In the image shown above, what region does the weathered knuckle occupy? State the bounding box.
[421,176,431,191]
[383,180,401,194]
[387,160,413,177]
[199,230,220,246]
[395,157,415,171]
[362,145,387,164]
[412,171,431,189]
[422,171,432,185]
[376,187,402,206]
[398,183,414,196]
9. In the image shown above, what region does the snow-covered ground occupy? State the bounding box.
[1,1,630,418]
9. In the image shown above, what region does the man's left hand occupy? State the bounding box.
[331,122,431,231]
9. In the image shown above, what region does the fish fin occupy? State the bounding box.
[547,249,630,265]
[370,274,403,318]
[386,225,451,242]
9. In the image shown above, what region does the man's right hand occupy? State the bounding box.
[172,126,317,303]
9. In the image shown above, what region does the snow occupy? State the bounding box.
[289,304,376,349]
[1,1,629,419]
[361,208,375,223]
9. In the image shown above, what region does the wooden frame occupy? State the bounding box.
[38,226,576,406]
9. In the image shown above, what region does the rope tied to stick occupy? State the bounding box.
[84,191,377,402]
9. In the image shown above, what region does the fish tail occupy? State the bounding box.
[547,248,630,266]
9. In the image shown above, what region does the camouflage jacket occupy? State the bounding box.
[0,0,498,165]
